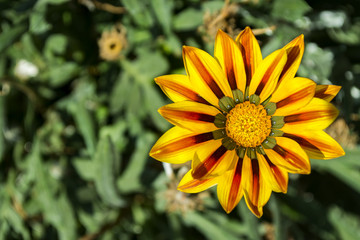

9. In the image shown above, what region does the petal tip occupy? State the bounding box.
[154,76,161,84]
[337,147,346,157]
[220,201,236,214]
[157,107,164,114]
[217,28,225,34]
[182,45,190,55]
[224,208,232,214]
[297,34,304,41]
[182,45,196,53]
[177,185,185,192]
[244,26,252,32]
[149,150,156,158]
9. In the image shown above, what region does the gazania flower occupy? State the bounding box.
[150,27,345,217]
[98,25,126,61]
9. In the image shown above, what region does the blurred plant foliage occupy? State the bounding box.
[0,0,360,239]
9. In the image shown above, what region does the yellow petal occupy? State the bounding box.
[257,154,288,193]
[272,77,316,116]
[241,154,272,216]
[265,137,311,174]
[183,46,232,107]
[155,74,209,104]
[249,49,287,102]
[149,126,216,164]
[281,98,339,131]
[217,157,244,213]
[278,35,305,85]
[214,29,246,92]
[158,101,220,132]
[178,170,218,193]
[314,85,341,102]
[244,191,263,218]
[236,27,262,87]
[191,142,237,179]
[283,130,345,159]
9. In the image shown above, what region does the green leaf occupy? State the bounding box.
[0,97,5,164]
[1,171,31,240]
[69,101,97,155]
[162,33,182,56]
[99,120,128,152]
[129,28,152,44]
[237,200,262,240]
[173,8,203,31]
[329,22,360,45]
[132,49,169,81]
[49,194,77,240]
[73,158,96,180]
[202,1,225,13]
[44,34,68,59]
[272,0,311,22]
[121,0,154,28]
[78,208,119,234]
[93,136,124,207]
[184,211,239,240]
[143,83,170,131]
[110,72,132,114]
[0,24,27,53]
[268,196,286,240]
[34,0,69,8]
[328,206,360,240]
[48,62,79,87]
[297,43,333,84]
[311,148,360,193]
[117,132,155,193]
[29,6,52,34]
[31,139,76,240]
[206,211,249,236]
[151,0,173,35]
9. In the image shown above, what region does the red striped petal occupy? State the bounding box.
[191,145,227,179]
[314,85,341,102]
[281,98,339,131]
[283,131,345,160]
[178,170,218,193]
[244,192,262,218]
[242,154,272,218]
[258,154,288,193]
[155,74,209,104]
[265,137,310,174]
[191,144,236,179]
[236,27,263,87]
[217,157,244,213]
[183,46,232,107]
[214,29,246,92]
[150,126,215,164]
[272,77,316,115]
[249,49,287,102]
[158,101,221,132]
[278,35,304,85]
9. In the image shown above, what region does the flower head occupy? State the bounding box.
[98,25,126,61]
[150,27,345,217]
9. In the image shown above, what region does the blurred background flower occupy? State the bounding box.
[98,24,127,61]
[14,59,39,80]
[0,0,359,239]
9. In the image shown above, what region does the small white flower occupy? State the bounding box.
[319,11,346,28]
[14,59,39,80]
[351,86,360,99]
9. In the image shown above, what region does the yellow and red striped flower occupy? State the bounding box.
[150,27,345,217]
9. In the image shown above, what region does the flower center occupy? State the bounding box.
[226,101,271,148]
